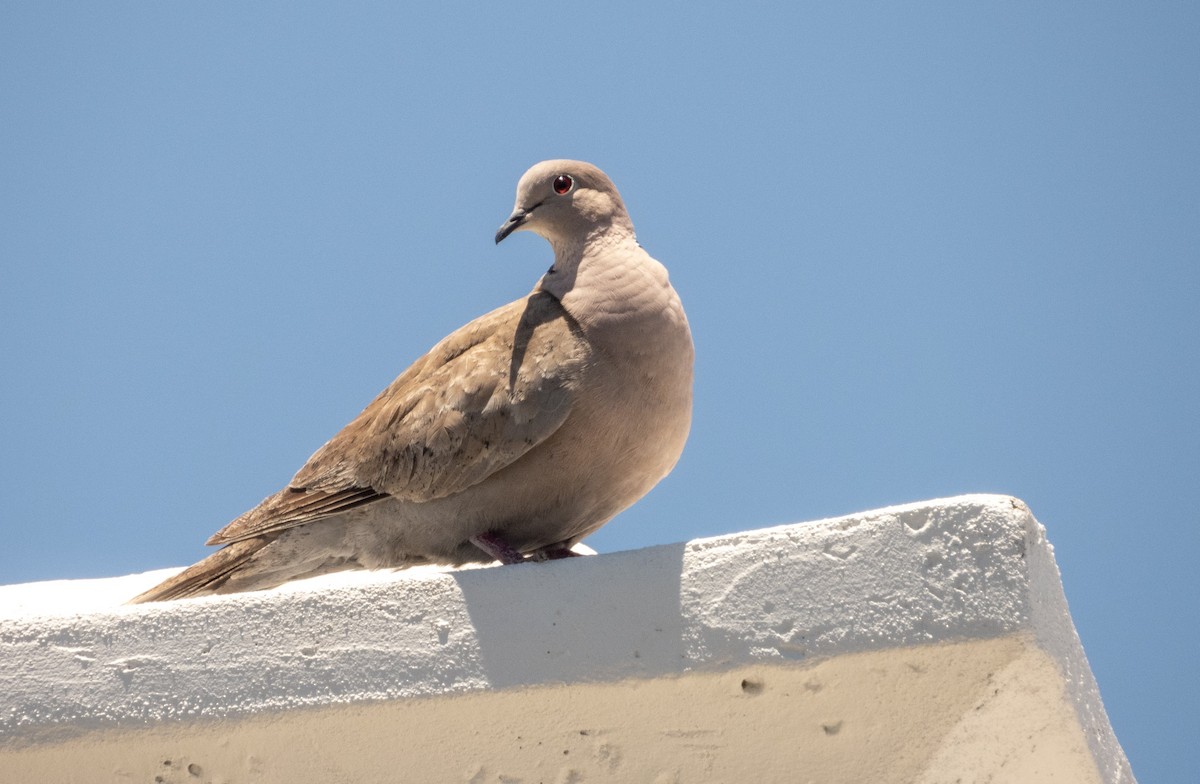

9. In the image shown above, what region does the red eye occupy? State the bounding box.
[553,174,573,195]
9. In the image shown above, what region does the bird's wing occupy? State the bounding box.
[208,292,587,545]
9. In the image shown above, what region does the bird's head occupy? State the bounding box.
[495,160,634,250]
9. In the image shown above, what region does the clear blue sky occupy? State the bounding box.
[2,4,1196,779]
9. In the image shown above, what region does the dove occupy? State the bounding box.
[131,160,693,602]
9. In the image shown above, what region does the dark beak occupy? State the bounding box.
[495,208,529,244]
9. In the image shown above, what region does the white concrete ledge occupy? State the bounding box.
[0,495,1134,782]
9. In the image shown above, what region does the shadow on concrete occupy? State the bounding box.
[449,542,688,689]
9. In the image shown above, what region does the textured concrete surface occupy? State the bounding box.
[0,495,1135,783]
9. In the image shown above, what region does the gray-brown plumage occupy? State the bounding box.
[130,160,693,602]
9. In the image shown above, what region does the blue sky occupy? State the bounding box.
[2,3,1196,779]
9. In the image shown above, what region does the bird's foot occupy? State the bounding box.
[528,544,584,562]
[469,532,527,565]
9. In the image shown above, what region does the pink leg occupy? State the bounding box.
[469,532,527,565]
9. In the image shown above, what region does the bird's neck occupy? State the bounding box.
[537,226,635,297]
[536,228,679,332]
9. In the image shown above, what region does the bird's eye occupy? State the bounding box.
[553,174,574,195]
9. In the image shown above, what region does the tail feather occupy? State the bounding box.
[128,538,268,604]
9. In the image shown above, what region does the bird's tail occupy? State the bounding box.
[127,537,268,604]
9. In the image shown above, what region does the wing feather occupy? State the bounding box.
[207,292,586,545]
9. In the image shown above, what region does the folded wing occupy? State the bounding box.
[208,292,586,545]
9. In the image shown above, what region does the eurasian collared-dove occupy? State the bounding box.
[131,160,693,602]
